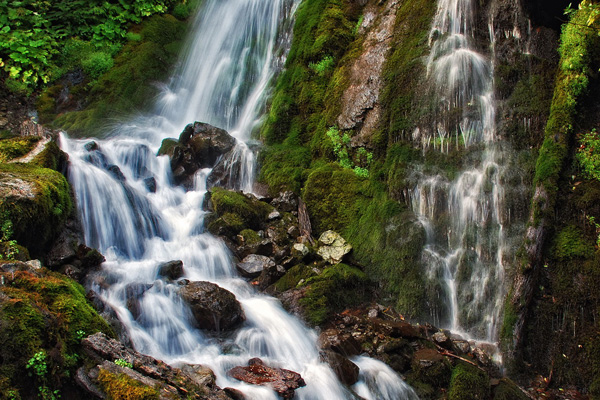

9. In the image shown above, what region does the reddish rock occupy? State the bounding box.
[371,318,421,339]
[227,358,305,399]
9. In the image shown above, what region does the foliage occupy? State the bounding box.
[0,0,179,90]
[0,136,40,162]
[26,351,60,400]
[114,359,133,369]
[309,55,335,76]
[577,129,600,181]
[326,126,373,177]
[0,212,19,260]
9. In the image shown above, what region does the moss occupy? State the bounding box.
[273,264,317,292]
[239,229,262,245]
[553,225,594,260]
[51,14,188,137]
[492,378,528,400]
[258,144,311,195]
[157,138,179,157]
[209,187,273,231]
[0,268,113,394]
[299,263,371,325]
[0,137,40,163]
[32,140,68,171]
[448,363,490,400]
[0,163,72,257]
[97,369,159,400]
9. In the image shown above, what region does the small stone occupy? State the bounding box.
[292,243,309,258]
[317,230,352,264]
[267,210,281,220]
[25,259,42,270]
[368,308,379,319]
[236,254,275,278]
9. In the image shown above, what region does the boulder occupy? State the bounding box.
[236,254,275,278]
[432,331,453,349]
[320,350,359,386]
[157,260,184,280]
[227,358,305,399]
[318,329,362,357]
[179,281,245,331]
[257,264,286,290]
[316,231,352,264]
[125,283,153,320]
[270,191,298,213]
[144,176,157,193]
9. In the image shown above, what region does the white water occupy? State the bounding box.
[410,0,508,346]
[61,0,418,398]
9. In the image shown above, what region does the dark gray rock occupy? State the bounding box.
[270,191,298,213]
[179,281,245,332]
[144,176,157,193]
[320,350,359,386]
[157,260,184,280]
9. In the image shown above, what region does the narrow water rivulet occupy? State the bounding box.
[61,0,418,398]
[410,0,516,349]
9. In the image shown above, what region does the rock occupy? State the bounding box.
[267,210,281,220]
[236,238,274,259]
[157,260,184,280]
[125,283,153,320]
[453,340,471,354]
[223,387,245,400]
[144,176,157,193]
[291,243,309,258]
[86,290,132,347]
[180,364,217,388]
[318,329,362,357]
[320,350,359,385]
[236,254,275,278]
[432,331,453,348]
[287,225,300,239]
[367,308,379,319]
[371,318,422,339]
[316,231,352,264]
[179,281,245,331]
[107,165,126,181]
[84,141,99,152]
[227,358,305,399]
[257,264,286,290]
[270,191,298,212]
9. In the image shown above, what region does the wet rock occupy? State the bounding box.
[107,165,126,181]
[125,283,153,320]
[432,331,453,349]
[157,260,184,280]
[236,254,275,278]
[320,350,359,385]
[257,264,286,290]
[317,230,352,264]
[453,340,471,354]
[235,238,275,259]
[84,141,99,152]
[371,318,422,339]
[270,191,298,212]
[227,358,305,399]
[180,364,217,387]
[144,176,157,193]
[318,329,362,357]
[86,290,132,347]
[179,281,245,332]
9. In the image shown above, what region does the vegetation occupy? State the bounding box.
[97,369,159,400]
[447,363,490,400]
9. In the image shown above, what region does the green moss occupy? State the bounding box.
[448,363,490,400]
[299,263,371,325]
[97,369,159,400]
[0,137,41,163]
[209,187,273,230]
[157,138,180,157]
[553,225,594,260]
[0,163,72,257]
[492,378,528,400]
[0,268,113,394]
[258,144,311,195]
[239,229,262,245]
[273,264,317,292]
[32,140,68,171]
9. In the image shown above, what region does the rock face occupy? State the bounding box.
[158,122,236,187]
[320,350,359,385]
[316,230,352,264]
[336,0,399,146]
[79,332,233,399]
[179,280,245,332]
[227,358,306,399]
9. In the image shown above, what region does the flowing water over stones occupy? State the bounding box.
[62,0,418,398]
[409,0,521,348]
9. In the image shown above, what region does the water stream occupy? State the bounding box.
[410,0,509,346]
[61,0,418,398]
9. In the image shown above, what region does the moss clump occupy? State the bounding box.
[157,138,180,157]
[553,225,594,260]
[299,263,371,325]
[447,363,490,400]
[258,144,311,195]
[208,187,274,231]
[0,163,72,257]
[492,378,528,400]
[239,229,262,245]
[0,267,113,395]
[0,136,41,163]
[273,264,317,293]
[97,369,159,400]
[51,14,188,137]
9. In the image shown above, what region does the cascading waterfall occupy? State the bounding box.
[61,0,419,398]
[410,0,508,345]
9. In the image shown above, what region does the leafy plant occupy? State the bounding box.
[326,126,373,177]
[26,351,60,400]
[114,358,133,368]
[577,129,600,181]
[0,213,20,260]
[309,55,335,76]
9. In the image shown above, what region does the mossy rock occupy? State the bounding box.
[0,136,40,163]
[208,187,274,231]
[0,163,72,257]
[299,263,371,325]
[552,225,594,260]
[239,229,262,245]
[157,138,180,157]
[492,378,528,400]
[410,348,452,389]
[97,369,160,400]
[273,263,317,293]
[0,266,113,394]
[448,363,490,400]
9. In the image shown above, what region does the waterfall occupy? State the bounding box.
[61,0,418,398]
[410,0,509,346]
